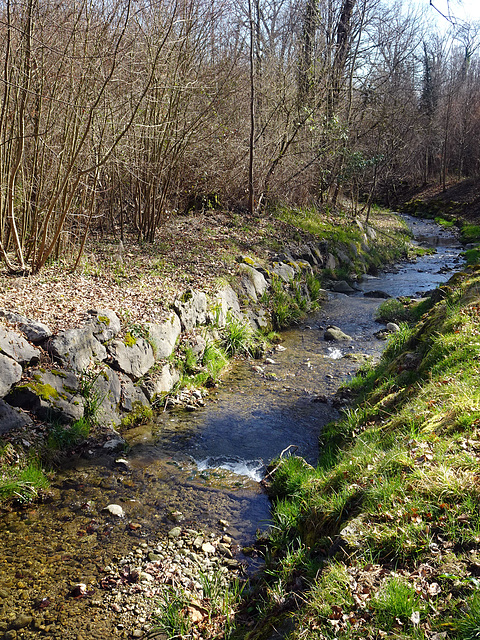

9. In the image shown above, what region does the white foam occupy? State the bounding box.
[325,347,343,360]
[194,456,265,482]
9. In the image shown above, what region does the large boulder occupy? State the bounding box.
[211,285,243,327]
[86,309,121,342]
[0,354,23,397]
[49,326,107,372]
[246,309,270,332]
[271,262,295,282]
[331,280,356,294]
[0,325,41,366]
[108,337,155,380]
[116,372,150,412]
[239,264,268,301]
[0,311,52,343]
[173,290,208,332]
[145,312,181,360]
[144,364,180,398]
[325,253,337,270]
[89,367,122,426]
[6,368,84,423]
[0,400,33,433]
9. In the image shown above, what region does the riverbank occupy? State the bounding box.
[245,264,480,640]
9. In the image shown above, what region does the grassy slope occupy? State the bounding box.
[247,266,480,640]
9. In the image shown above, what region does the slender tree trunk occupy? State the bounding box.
[248,0,255,215]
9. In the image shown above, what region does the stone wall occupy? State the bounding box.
[0,232,376,435]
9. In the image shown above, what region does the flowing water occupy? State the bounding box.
[0,215,465,637]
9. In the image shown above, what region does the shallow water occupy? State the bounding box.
[0,215,464,637]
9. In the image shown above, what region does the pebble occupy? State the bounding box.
[103,504,124,518]
[11,614,33,630]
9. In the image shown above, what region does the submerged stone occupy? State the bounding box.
[324,326,352,342]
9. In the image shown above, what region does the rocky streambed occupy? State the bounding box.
[0,215,465,639]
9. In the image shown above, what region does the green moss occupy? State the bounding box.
[22,381,60,401]
[51,369,68,378]
[180,290,193,303]
[97,315,111,326]
[120,403,153,428]
[124,332,137,347]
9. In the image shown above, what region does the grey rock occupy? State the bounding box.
[292,259,312,273]
[324,326,352,342]
[0,400,32,432]
[0,310,52,343]
[325,253,337,270]
[335,249,353,267]
[173,290,207,331]
[275,251,295,264]
[366,225,377,241]
[297,244,317,265]
[236,255,263,269]
[145,312,181,360]
[86,309,121,342]
[271,262,295,282]
[0,325,41,366]
[0,354,22,397]
[211,285,242,327]
[169,526,182,539]
[144,364,180,398]
[108,337,155,380]
[185,332,206,358]
[386,322,401,333]
[6,368,84,423]
[216,542,233,558]
[247,309,270,332]
[91,367,122,426]
[364,290,391,299]
[117,372,150,412]
[103,435,126,451]
[331,280,355,294]
[240,274,258,301]
[49,326,107,372]
[349,241,359,257]
[310,245,324,265]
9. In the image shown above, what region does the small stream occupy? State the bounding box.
[0,215,465,637]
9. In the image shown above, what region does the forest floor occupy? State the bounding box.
[399,176,480,221]
[0,206,401,334]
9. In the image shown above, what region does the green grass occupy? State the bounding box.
[152,571,245,639]
[274,204,410,279]
[461,224,480,243]
[464,247,480,266]
[222,313,255,357]
[375,298,413,323]
[0,444,49,504]
[435,216,456,228]
[371,575,424,630]
[47,418,91,450]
